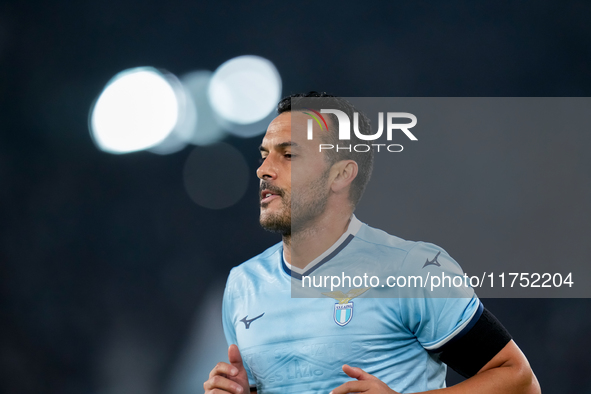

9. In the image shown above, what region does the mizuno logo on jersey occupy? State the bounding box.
[422,251,442,268]
[240,313,264,329]
[321,288,371,327]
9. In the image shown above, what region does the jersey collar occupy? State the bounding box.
[281,215,363,280]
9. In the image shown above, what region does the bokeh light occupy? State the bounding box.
[183,143,250,209]
[90,67,181,154]
[148,74,195,155]
[208,55,282,137]
[178,71,225,146]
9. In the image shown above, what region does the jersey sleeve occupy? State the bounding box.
[438,307,512,377]
[397,242,483,352]
[222,270,257,387]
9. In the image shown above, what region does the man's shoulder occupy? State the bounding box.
[355,221,454,265]
[227,241,283,282]
[355,221,429,253]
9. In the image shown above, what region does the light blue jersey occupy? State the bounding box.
[222,216,482,393]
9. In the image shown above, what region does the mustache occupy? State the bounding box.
[259,181,284,198]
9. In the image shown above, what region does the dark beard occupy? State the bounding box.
[259,169,330,236]
[290,167,330,233]
[259,181,291,235]
[290,189,328,234]
[260,211,291,235]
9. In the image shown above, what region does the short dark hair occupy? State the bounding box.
[277,91,374,207]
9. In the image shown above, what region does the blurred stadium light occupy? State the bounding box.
[183,143,250,210]
[208,55,282,137]
[151,70,230,154]
[147,73,195,155]
[89,55,281,155]
[89,67,183,154]
[89,56,279,209]
[177,70,225,146]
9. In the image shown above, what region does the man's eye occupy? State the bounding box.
[259,157,267,164]
[285,154,292,159]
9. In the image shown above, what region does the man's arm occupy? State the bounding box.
[331,340,539,394]
[436,305,540,393]
[331,305,541,394]
[442,339,540,393]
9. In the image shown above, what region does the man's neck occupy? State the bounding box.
[282,210,353,270]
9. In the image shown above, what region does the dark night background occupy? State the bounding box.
[1,1,590,393]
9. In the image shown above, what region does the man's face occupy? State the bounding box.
[257,111,332,235]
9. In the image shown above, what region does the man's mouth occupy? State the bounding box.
[260,189,281,204]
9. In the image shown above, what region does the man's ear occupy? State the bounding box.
[330,160,358,194]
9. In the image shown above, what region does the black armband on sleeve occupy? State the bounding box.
[438,307,512,378]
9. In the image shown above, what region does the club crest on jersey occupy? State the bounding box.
[321,287,371,327]
[334,302,354,326]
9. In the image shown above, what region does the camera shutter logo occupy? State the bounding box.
[305,109,418,141]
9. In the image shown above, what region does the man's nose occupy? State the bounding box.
[256,156,277,180]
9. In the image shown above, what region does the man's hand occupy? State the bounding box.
[330,365,400,394]
[204,344,250,394]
